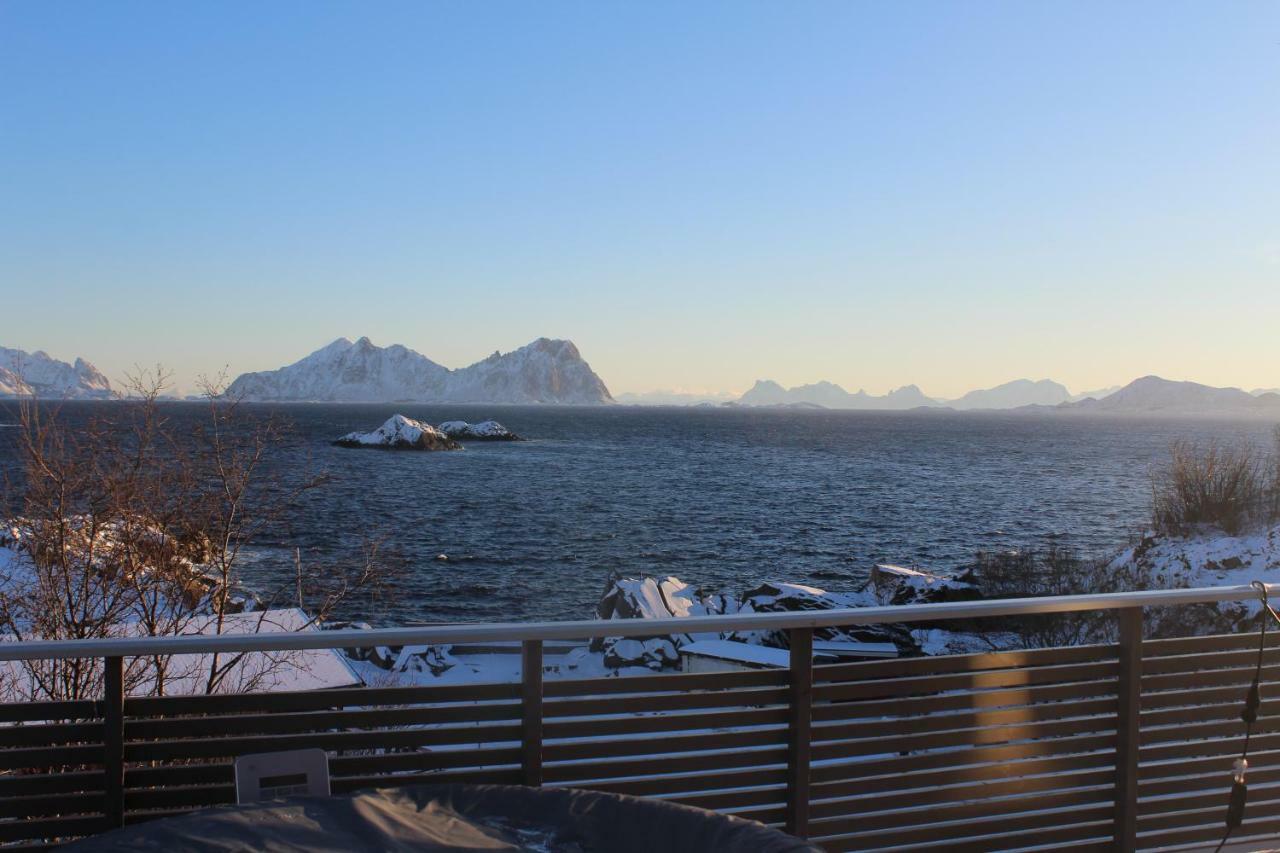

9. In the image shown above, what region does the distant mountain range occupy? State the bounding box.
[225,337,613,404]
[4,341,1278,416]
[738,379,937,410]
[948,379,1071,410]
[1060,376,1280,416]
[728,375,1280,416]
[0,347,113,400]
[733,377,1070,411]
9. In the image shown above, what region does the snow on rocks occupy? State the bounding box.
[390,644,459,676]
[436,420,523,441]
[334,414,462,451]
[866,563,982,606]
[730,581,917,653]
[1107,524,1280,633]
[592,575,921,668]
[592,576,728,668]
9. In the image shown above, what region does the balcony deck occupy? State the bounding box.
[1,584,1278,851]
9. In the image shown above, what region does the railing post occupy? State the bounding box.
[1114,607,1142,852]
[786,627,813,838]
[103,656,125,829]
[521,639,543,787]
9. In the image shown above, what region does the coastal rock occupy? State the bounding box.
[731,582,918,654]
[391,644,458,676]
[592,575,920,665]
[867,564,981,606]
[592,576,726,666]
[334,415,462,451]
[437,420,522,441]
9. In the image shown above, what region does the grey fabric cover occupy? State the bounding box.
[64,783,821,852]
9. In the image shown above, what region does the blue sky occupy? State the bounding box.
[2,1,1278,397]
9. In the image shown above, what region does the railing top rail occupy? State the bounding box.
[0,583,1272,662]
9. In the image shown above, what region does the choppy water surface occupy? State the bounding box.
[2,403,1275,624]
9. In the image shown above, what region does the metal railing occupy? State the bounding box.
[1,582,1277,851]
[0,583,1268,660]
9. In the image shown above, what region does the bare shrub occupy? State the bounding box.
[1151,436,1279,536]
[0,372,398,701]
[968,546,1130,648]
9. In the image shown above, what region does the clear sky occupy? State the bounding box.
[2,2,1278,398]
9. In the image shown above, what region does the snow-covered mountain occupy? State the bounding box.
[738,380,939,410]
[226,337,613,404]
[947,379,1071,410]
[1065,376,1280,415]
[0,347,113,399]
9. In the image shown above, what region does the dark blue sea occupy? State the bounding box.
[2,403,1276,625]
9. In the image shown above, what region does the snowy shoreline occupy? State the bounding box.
[337,524,1280,687]
[5,521,1278,695]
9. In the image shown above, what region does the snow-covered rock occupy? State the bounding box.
[592,576,728,667]
[437,420,522,441]
[0,347,112,399]
[390,644,459,676]
[731,581,917,653]
[334,415,462,451]
[227,337,613,404]
[867,563,981,606]
[593,575,919,667]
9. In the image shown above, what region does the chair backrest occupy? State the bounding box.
[233,748,331,804]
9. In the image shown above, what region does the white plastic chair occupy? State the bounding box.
[233,748,331,804]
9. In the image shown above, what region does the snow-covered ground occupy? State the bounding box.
[7,518,1280,691]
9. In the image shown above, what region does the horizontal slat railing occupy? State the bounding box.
[1134,627,1279,849]
[2,585,1280,850]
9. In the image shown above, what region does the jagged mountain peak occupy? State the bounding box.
[226,337,612,404]
[0,346,113,400]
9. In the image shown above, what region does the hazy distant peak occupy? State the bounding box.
[948,378,1071,410]
[1069,385,1121,403]
[739,378,940,410]
[1062,375,1280,415]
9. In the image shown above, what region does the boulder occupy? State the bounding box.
[390,644,458,676]
[867,564,982,606]
[334,415,462,451]
[730,582,918,654]
[592,575,726,666]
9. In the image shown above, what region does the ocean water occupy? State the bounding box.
[1,402,1276,625]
